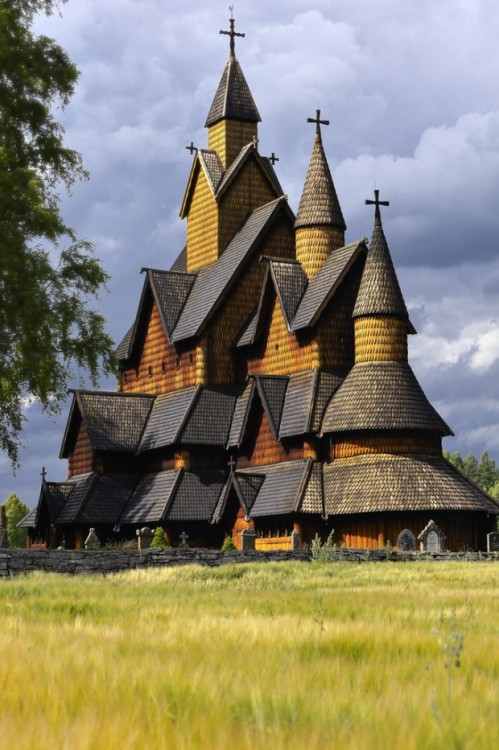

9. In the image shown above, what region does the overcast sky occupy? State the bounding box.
[2,0,499,507]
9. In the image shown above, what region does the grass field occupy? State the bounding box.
[1,561,498,749]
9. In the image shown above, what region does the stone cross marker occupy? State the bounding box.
[179,531,190,549]
[84,528,100,550]
[487,532,499,553]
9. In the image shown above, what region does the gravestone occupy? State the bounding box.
[0,506,8,548]
[396,529,416,551]
[291,529,300,551]
[178,531,190,549]
[137,527,154,551]
[487,532,499,553]
[241,528,256,551]
[84,528,100,550]
[417,520,445,553]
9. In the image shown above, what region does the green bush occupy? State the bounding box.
[311,530,340,562]
[221,535,236,552]
[4,493,30,548]
[150,527,170,549]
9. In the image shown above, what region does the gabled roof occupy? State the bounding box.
[227,380,256,448]
[265,257,308,327]
[165,470,226,522]
[323,454,499,515]
[278,369,344,439]
[291,240,367,330]
[298,462,325,515]
[320,361,453,436]
[55,473,98,525]
[79,474,138,525]
[205,53,261,127]
[61,391,154,457]
[251,375,289,438]
[138,386,200,453]
[237,459,313,517]
[295,130,346,231]
[169,246,187,273]
[115,324,134,360]
[118,470,182,526]
[172,197,290,342]
[178,385,240,446]
[353,221,409,320]
[147,269,197,340]
[180,144,283,218]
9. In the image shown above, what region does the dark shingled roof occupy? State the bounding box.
[17,507,38,528]
[353,222,408,319]
[238,459,312,517]
[119,470,181,526]
[172,198,286,342]
[205,54,261,127]
[80,474,137,525]
[166,470,226,522]
[321,361,453,436]
[279,370,317,438]
[292,240,367,331]
[252,375,289,437]
[138,386,200,452]
[199,149,224,193]
[233,304,260,348]
[323,454,499,515]
[311,371,345,432]
[148,269,197,339]
[227,381,256,448]
[66,392,154,455]
[179,386,239,446]
[268,258,309,326]
[115,324,134,360]
[298,462,324,514]
[295,131,346,231]
[170,246,187,273]
[55,473,98,525]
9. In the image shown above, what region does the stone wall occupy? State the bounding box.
[0,547,498,577]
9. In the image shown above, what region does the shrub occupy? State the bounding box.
[221,535,236,552]
[311,530,339,562]
[150,527,170,549]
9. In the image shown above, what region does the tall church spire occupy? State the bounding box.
[295,110,346,278]
[206,13,261,168]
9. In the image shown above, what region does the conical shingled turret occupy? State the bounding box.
[295,112,346,278]
[353,191,409,364]
[206,16,261,169]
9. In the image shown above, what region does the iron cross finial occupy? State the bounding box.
[41,466,47,481]
[307,108,330,141]
[186,141,197,155]
[365,188,390,226]
[268,152,279,165]
[228,454,236,474]
[220,10,245,57]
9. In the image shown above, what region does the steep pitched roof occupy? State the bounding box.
[252,375,289,438]
[266,258,308,326]
[55,473,98,525]
[323,454,499,515]
[278,369,344,439]
[178,385,240,446]
[118,470,182,526]
[353,221,409,319]
[205,53,261,127]
[138,386,200,453]
[165,470,226,522]
[295,130,346,231]
[172,198,289,342]
[227,380,256,448]
[321,361,453,436]
[79,474,137,525]
[237,459,312,516]
[291,240,367,330]
[61,391,154,457]
[169,246,187,273]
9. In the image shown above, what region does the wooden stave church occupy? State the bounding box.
[21,18,499,551]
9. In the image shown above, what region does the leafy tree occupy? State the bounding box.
[477,451,497,493]
[462,453,479,485]
[150,527,170,549]
[4,492,29,547]
[0,0,114,465]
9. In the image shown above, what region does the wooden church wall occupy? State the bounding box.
[332,432,442,459]
[120,302,200,394]
[208,120,257,168]
[218,158,280,253]
[237,405,305,468]
[186,169,219,272]
[206,219,295,384]
[68,420,94,478]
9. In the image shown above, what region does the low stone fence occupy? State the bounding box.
[0,547,498,577]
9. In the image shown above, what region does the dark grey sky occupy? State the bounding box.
[2,0,499,506]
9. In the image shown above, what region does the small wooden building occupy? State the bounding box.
[21,17,498,551]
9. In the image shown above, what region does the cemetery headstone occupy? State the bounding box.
[84,528,100,550]
[396,529,416,551]
[241,528,256,551]
[487,532,499,553]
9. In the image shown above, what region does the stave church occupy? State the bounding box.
[21,16,499,551]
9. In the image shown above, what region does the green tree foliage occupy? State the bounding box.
[150,527,170,549]
[4,492,29,547]
[0,0,114,465]
[444,450,499,494]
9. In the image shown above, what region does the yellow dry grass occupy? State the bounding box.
[1,562,498,749]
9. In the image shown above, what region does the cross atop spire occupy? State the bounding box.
[307,109,330,141]
[220,8,245,58]
[365,188,389,227]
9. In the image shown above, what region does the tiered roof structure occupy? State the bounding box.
[22,17,498,552]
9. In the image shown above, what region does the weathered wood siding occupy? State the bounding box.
[208,120,257,169]
[68,420,94,477]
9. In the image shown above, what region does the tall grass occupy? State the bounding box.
[1,562,498,749]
